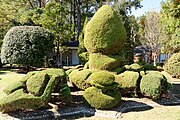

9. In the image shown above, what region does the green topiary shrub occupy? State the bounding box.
[0,74,61,112]
[164,53,180,78]
[84,5,126,54]
[127,63,143,72]
[1,26,53,67]
[115,71,139,95]
[83,86,121,109]
[140,71,172,99]
[89,53,122,70]
[26,73,50,96]
[69,69,94,90]
[3,81,25,95]
[87,71,115,86]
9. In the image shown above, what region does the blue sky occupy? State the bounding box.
[131,0,165,17]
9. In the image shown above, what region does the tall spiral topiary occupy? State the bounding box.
[1,26,53,67]
[84,5,126,54]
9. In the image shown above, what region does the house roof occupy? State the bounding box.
[62,41,79,47]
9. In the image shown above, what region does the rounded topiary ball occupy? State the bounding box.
[84,5,126,54]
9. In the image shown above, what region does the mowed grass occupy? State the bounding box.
[0,69,25,100]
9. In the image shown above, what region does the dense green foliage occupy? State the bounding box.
[3,81,25,95]
[69,69,93,90]
[160,0,180,54]
[164,53,180,78]
[27,73,50,96]
[83,87,121,109]
[140,71,172,99]
[88,71,115,86]
[1,26,53,67]
[0,74,61,112]
[89,53,122,70]
[84,5,126,54]
[115,71,139,95]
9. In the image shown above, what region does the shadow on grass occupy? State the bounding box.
[119,100,153,113]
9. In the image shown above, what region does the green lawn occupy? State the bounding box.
[0,69,25,100]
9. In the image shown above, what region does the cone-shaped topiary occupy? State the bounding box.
[89,53,122,70]
[84,5,126,54]
[83,86,121,109]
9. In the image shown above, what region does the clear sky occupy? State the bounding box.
[131,0,165,17]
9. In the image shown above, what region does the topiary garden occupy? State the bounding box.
[0,5,173,113]
[68,5,172,109]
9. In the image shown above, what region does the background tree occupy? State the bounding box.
[139,11,161,66]
[113,0,142,64]
[160,0,180,54]
[40,1,73,67]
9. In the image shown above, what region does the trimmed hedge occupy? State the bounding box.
[87,71,115,86]
[140,71,172,99]
[89,53,122,70]
[0,74,61,112]
[1,26,53,67]
[69,69,93,90]
[115,71,139,95]
[164,53,180,78]
[26,73,50,96]
[83,87,121,109]
[84,5,126,54]
[3,81,25,95]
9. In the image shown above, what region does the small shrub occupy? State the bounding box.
[115,71,139,95]
[140,72,172,99]
[83,87,121,109]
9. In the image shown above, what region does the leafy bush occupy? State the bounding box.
[115,71,139,95]
[140,71,172,99]
[87,71,115,86]
[89,53,122,70]
[143,63,157,71]
[1,26,53,67]
[83,87,121,109]
[164,53,180,78]
[84,5,126,54]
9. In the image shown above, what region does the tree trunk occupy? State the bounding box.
[77,0,81,38]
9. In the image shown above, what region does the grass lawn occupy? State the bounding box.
[0,69,25,100]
